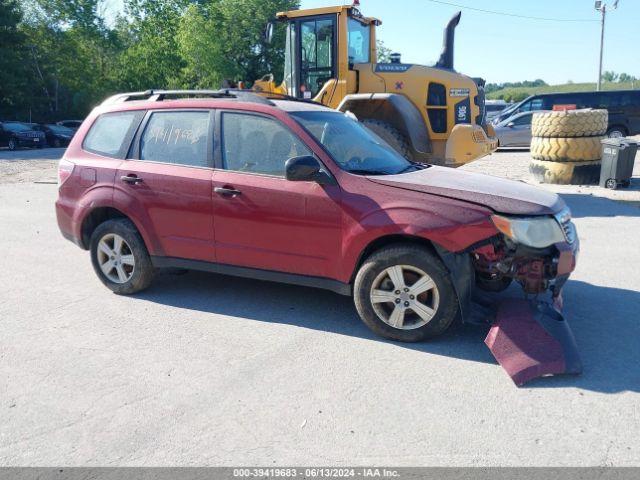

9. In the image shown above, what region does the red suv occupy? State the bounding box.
[56,90,579,343]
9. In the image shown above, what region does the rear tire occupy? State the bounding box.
[8,138,17,151]
[606,126,627,138]
[90,218,155,295]
[353,244,459,342]
[361,119,413,161]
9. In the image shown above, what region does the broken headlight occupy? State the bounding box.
[491,215,566,249]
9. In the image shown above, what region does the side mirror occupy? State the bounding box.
[507,122,515,128]
[264,22,274,44]
[285,156,334,185]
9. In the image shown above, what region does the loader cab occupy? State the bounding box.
[278,6,378,105]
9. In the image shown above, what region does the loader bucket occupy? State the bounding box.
[484,298,582,386]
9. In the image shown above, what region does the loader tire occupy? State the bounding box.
[529,159,601,185]
[530,136,604,162]
[362,119,413,161]
[531,109,608,138]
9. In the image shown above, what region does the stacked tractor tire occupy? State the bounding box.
[529,109,607,185]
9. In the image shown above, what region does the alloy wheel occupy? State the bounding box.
[96,233,135,284]
[370,264,440,330]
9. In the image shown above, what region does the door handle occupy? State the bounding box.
[121,175,143,184]
[214,187,242,197]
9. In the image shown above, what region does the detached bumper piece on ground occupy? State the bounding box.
[485,298,582,386]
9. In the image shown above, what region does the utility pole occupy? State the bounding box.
[597,4,605,91]
[595,0,619,91]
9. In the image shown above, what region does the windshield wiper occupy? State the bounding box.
[348,169,392,176]
[397,162,428,174]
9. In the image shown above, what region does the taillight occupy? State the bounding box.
[58,159,75,186]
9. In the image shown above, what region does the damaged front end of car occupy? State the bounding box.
[469,206,582,385]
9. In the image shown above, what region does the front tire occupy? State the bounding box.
[353,244,459,342]
[90,218,155,295]
[8,138,17,151]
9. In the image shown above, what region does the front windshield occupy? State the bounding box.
[291,111,423,175]
[4,122,31,132]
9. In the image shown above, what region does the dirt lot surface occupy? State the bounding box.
[1,146,639,466]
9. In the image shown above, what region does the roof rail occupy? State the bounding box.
[100,89,276,107]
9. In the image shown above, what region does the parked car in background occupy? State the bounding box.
[32,124,75,148]
[485,100,513,122]
[56,120,83,132]
[0,122,46,150]
[492,90,640,137]
[494,111,542,148]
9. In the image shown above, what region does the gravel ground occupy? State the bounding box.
[1,146,639,467]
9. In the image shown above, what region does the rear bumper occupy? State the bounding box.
[17,136,44,147]
[55,197,84,249]
[445,124,498,167]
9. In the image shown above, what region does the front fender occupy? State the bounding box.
[339,203,498,283]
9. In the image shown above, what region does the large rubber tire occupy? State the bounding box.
[529,159,601,185]
[530,136,604,162]
[531,109,608,138]
[353,244,459,342]
[8,138,17,151]
[361,119,413,161]
[90,218,156,295]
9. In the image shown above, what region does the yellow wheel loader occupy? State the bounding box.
[253,3,497,167]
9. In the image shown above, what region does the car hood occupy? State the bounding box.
[368,166,565,216]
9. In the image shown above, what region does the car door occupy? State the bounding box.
[510,113,533,146]
[115,109,215,262]
[499,113,532,147]
[211,110,342,279]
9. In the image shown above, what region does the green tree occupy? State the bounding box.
[177,0,299,88]
[115,0,190,90]
[18,0,122,119]
[376,39,392,63]
[618,72,637,83]
[602,71,618,82]
[0,0,30,117]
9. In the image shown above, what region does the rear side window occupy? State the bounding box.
[83,112,139,157]
[140,111,211,168]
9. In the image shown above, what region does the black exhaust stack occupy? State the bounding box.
[435,11,461,70]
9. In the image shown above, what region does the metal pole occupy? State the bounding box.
[597,5,606,91]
